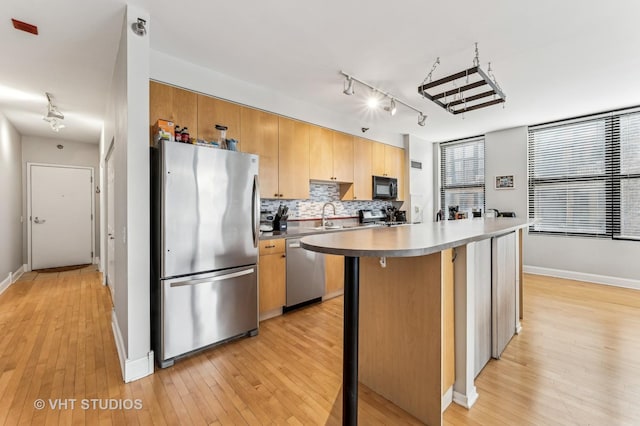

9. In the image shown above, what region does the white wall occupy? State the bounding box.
[21,136,100,262]
[102,4,152,382]
[149,50,404,148]
[484,126,640,285]
[0,111,23,283]
[484,127,527,219]
[405,134,435,223]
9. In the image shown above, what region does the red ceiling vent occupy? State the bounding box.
[11,19,38,35]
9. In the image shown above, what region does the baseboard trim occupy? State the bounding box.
[259,308,282,322]
[111,310,154,383]
[524,265,640,291]
[0,273,11,296]
[442,386,453,412]
[322,289,344,301]
[453,387,479,409]
[12,264,25,283]
[93,257,100,265]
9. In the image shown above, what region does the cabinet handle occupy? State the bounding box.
[274,193,278,197]
[279,194,283,197]
[264,244,276,249]
[282,254,286,258]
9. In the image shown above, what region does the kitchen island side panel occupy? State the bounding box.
[359,253,443,426]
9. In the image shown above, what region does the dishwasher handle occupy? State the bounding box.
[288,242,301,248]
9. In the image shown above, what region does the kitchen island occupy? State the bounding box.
[300,218,531,426]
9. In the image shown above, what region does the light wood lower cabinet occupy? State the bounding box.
[324,254,344,298]
[259,239,286,319]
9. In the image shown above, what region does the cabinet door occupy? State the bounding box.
[371,141,386,176]
[309,125,334,181]
[332,132,354,183]
[149,82,197,145]
[197,95,241,143]
[353,137,373,200]
[385,145,405,201]
[259,253,286,315]
[278,117,310,199]
[325,254,344,296]
[491,232,517,358]
[241,107,279,199]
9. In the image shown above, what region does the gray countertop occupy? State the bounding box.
[259,223,381,240]
[300,218,533,257]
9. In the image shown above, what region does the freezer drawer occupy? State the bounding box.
[160,265,258,365]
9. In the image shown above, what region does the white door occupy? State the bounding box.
[31,165,93,270]
[106,149,115,299]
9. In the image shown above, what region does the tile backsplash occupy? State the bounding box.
[261,182,394,219]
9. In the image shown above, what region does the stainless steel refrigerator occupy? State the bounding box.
[151,140,260,368]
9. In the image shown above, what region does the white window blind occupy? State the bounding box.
[440,138,485,214]
[528,108,640,240]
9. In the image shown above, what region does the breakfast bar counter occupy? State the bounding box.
[301,218,531,425]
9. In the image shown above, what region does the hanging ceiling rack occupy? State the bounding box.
[340,71,427,126]
[417,43,506,115]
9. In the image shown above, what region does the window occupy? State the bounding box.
[440,137,485,214]
[528,108,640,240]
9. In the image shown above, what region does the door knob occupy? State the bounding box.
[33,217,46,224]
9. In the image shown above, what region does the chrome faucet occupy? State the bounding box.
[321,202,336,229]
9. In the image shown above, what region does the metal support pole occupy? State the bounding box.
[343,256,360,426]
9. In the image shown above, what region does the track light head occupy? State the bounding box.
[131,18,147,36]
[343,76,355,95]
[418,112,427,127]
[43,116,65,132]
[384,98,397,116]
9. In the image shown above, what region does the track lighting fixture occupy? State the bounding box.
[131,18,147,36]
[340,71,426,127]
[343,76,355,95]
[43,92,65,132]
[43,117,65,132]
[45,92,63,119]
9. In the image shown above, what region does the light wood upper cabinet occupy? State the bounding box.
[371,142,406,201]
[371,141,386,176]
[278,117,310,200]
[353,137,373,200]
[149,81,197,145]
[332,132,354,182]
[309,127,354,183]
[309,125,334,181]
[197,95,241,143]
[240,107,279,199]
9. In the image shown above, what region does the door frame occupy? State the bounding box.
[104,139,115,296]
[27,162,96,271]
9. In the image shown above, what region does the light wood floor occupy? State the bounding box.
[1,269,640,425]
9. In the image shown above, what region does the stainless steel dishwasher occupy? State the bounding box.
[285,238,325,309]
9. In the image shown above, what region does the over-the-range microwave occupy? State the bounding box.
[372,175,398,200]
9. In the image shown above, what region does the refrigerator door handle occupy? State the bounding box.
[170,268,255,288]
[252,174,260,248]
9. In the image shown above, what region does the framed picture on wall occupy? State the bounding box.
[495,175,515,189]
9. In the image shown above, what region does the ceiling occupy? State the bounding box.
[2,0,640,144]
